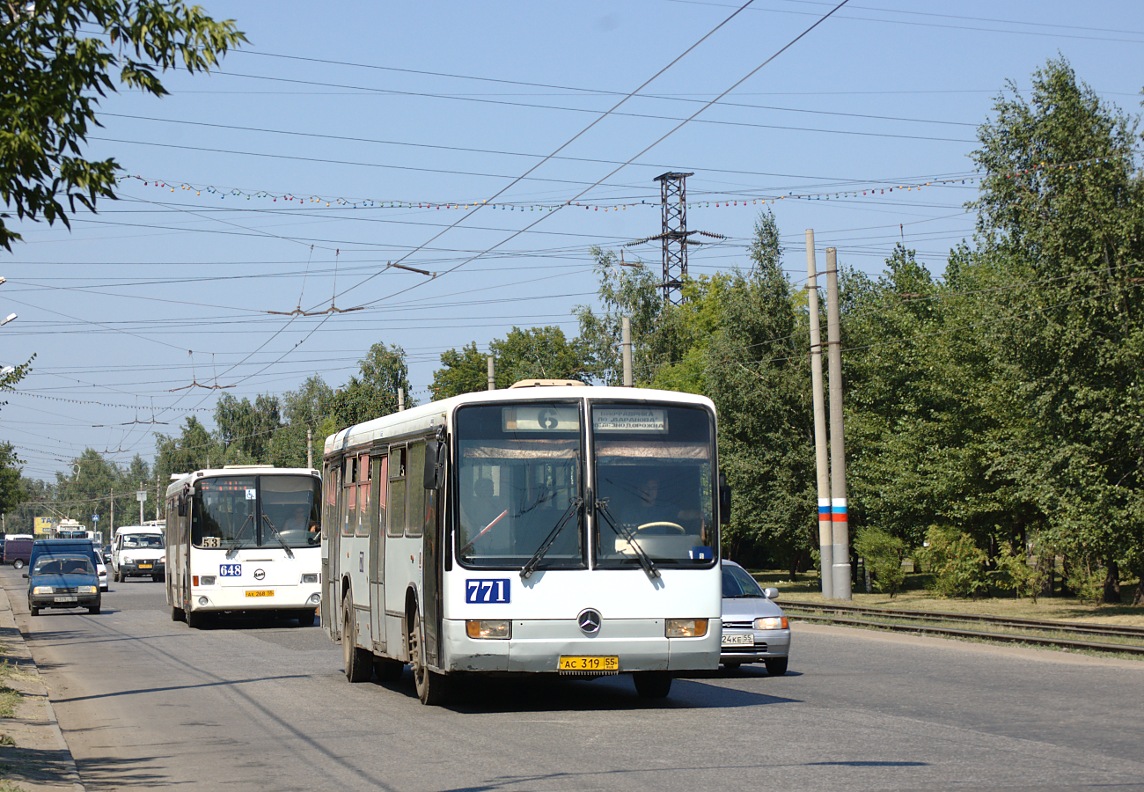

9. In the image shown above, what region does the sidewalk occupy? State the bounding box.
[0,579,84,791]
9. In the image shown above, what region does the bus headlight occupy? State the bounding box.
[466,619,511,639]
[666,618,708,638]
[301,573,318,584]
[306,593,321,606]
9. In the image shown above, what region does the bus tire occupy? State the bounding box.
[186,609,204,629]
[342,596,372,683]
[171,605,185,622]
[633,671,672,699]
[410,612,449,705]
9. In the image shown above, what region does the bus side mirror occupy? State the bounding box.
[424,431,446,490]
[177,494,187,517]
[718,472,731,524]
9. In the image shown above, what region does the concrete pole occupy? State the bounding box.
[306,428,313,470]
[825,247,851,599]
[398,388,405,412]
[806,231,832,599]
[487,355,495,391]
[621,317,633,387]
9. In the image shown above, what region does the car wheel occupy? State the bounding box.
[29,603,39,616]
[721,661,742,673]
[765,657,788,676]
[88,603,101,615]
[12,558,23,570]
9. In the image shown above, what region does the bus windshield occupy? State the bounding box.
[592,402,716,568]
[191,474,321,550]
[453,400,717,571]
[455,402,584,570]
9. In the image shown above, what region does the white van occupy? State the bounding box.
[111,525,166,582]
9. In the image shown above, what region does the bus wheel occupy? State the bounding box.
[342,597,372,682]
[171,605,185,622]
[633,671,672,699]
[186,609,205,629]
[410,614,449,705]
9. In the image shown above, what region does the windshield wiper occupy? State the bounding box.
[226,514,255,559]
[520,498,583,580]
[261,515,295,559]
[596,499,660,580]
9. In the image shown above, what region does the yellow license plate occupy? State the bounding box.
[558,655,620,673]
[138,563,152,569]
[245,589,274,598]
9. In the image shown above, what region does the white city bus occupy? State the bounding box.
[166,465,322,629]
[323,381,728,705]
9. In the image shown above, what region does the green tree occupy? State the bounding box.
[702,212,815,573]
[0,441,25,517]
[431,342,490,400]
[267,375,336,468]
[1,0,246,249]
[215,393,282,463]
[153,416,218,483]
[489,326,588,386]
[331,342,412,426]
[574,248,664,385]
[968,57,1144,603]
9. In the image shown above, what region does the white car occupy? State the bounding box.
[720,560,791,675]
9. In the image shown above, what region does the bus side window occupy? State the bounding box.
[387,446,406,538]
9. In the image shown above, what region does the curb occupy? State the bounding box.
[0,576,85,791]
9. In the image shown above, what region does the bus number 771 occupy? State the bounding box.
[466,579,510,604]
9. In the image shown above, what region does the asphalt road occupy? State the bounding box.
[8,566,1144,792]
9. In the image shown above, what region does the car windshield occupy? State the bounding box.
[723,564,765,598]
[123,535,163,549]
[33,556,94,576]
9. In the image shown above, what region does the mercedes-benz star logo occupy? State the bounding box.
[577,608,601,635]
[254,568,266,581]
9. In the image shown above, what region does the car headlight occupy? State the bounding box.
[33,586,54,595]
[122,556,133,565]
[77,585,97,594]
[754,616,789,630]
[666,618,709,638]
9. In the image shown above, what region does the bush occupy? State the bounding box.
[994,542,1050,602]
[853,527,906,596]
[916,526,988,598]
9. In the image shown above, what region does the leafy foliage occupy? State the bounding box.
[917,526,989,598]
[853,527,906,596]
[0,0,246,250]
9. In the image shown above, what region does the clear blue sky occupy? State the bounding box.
[3,0,1142,482]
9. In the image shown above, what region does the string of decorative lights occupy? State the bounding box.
[117,156,1114,214]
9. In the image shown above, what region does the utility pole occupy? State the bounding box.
[621,317,633,387]
[306,429,313,470]
[825,247,852,600]
[806,231,832,599]
[487,355,495,391]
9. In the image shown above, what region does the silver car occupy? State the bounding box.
[720,560,791,675]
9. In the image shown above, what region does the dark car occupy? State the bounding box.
[720,560,791,675]
[26,554,102,616]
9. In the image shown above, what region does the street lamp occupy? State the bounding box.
[0,313,15,326]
